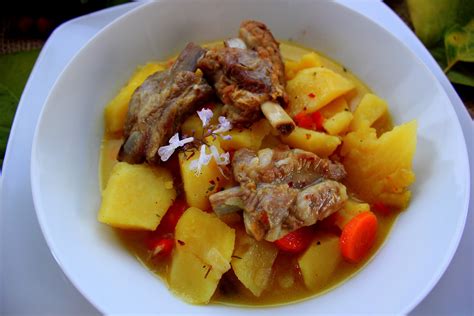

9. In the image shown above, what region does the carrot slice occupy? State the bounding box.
[339,211,378,263]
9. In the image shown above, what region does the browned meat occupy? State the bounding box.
[118,43,213,164]
[233,146,346,188]
[197,20,287,126]
[210,180,347,241]
[239,20,286,87]
[209,147,348,241]
[197,47,284,126]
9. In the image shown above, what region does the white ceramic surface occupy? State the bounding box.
[29,1,470,314]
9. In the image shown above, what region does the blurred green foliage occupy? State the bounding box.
[407,0,474,87]
[0,50,40,168]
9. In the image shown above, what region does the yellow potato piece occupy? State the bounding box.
[171,207,235,304]
[350,93,389,131]
[286,67,355,116]
[341,121,417,209]
[334,199,371,229]
[298,233,341,290]
[104,62,166,133]
[181,114,204,137]
[98,162,176,230]
[179,138,228,210]
[231,230,278,296]
[323,111,353,136]
[169,247,223,304]
[285,52,323,80]
[319,97,350,118]
[175,207,235,270]
[281,126,341,157]
[99,137,122,190]
[220,119,271,151]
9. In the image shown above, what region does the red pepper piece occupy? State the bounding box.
[294,112,314,130]
[372,201,391,216]
[148,238,174,257]
[311,111,325,131]
[274,227,313,253]
[156,199,188,234]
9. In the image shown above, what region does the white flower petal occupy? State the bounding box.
[158,144,176,162]
[189,145,212,175]
[168,133,180,145]
[158,133,194,162]
[177,136,194,147]
[213,116,232,134]
[197,108,214,127]
[210,145,230,165]
[221,134,232,140]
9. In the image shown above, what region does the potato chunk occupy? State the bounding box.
[231,230,279,296]
[286,67,355,116]
[298,233,341,290]
[341,121,417,209]
[181,114,204,137]
[350,93,389,131]
[104,63,166,133]
[169,247,224,304]
[179,138,228,210]
[219,119,271,151]
[319,97,350,118]
[285,52,323,80]
[98,162,176,230]
[281,126,341,157]
[323,111,353,136]
[333,199,371,229]
[171,207,235,304]
[175,207,235,272]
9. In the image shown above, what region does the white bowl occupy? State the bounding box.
[31,0,470,314]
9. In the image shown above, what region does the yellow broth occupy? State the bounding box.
[99,41,398,306]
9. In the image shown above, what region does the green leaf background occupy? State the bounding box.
[0,50,40,168]
[408,0,474,87]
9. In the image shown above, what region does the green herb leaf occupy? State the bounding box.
[0,49,40,168]
[407,0,461,47]
[444,20,474,72]
[447,64,474,87]
[407,0,474,47]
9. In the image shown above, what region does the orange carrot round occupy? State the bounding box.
[339,211,378,263]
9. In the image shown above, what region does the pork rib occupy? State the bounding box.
[118,43,213,164]
[209,147,348,241]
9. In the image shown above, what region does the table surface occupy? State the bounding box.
[1,1,472,315]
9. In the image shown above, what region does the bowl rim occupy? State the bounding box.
[30,0,471,314]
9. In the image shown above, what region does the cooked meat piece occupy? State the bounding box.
[118,43,213,164]
[210,180,347,241]
[239,20,286,87]
[293,180,347,227]
[198,47,284,126]
[242,184,299,241]
[209,147,348,241]
[197,20,288,126]
[232,146,346,189]
[224,38,247,49]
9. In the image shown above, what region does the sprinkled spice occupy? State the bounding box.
[177,240,185,246]
[308,93,315,98]
[204,266,212,279]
